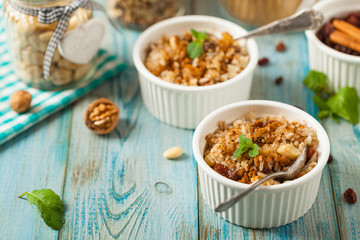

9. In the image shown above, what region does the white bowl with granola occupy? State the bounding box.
[193,100,330,228]
[133,15,258,129]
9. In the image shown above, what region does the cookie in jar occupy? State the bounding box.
[3,0,105,90]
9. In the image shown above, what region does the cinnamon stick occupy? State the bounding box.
[333,19,360,41]
[330,30,360,52]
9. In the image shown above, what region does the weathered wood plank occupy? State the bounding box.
[0,110,70,240]
[252,33,339,239]
[325,121,360,239]
[194,0,341,238]
[196,2,341,235]
[1,0,359,239]
[58,30,199,238]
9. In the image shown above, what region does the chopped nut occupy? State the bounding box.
[10,90,32,113]
[344,188,357,203]
[163,146,183,159]
[84,98,119,135]
[276,144,301,160]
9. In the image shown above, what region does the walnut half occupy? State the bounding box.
[83,98,119,135]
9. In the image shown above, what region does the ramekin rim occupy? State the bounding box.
[305,0,360,63]
[192,100,331,192]
[132,15,259,93]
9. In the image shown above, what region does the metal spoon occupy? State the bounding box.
[234,8,324,40]
[215,146,308,213]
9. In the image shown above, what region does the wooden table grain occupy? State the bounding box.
[0,0,359,239]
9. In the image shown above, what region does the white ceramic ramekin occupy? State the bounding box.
[193,100,330,228]
[305,0,360,95]
[133,15,258,129]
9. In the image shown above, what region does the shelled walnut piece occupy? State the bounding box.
[10,90,32,113]
[4,3,93,88]
[84,98,119,135]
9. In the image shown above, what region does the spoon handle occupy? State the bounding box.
[236,8,324,40]
[214,171,286,212]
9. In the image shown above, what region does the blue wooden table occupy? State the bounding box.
[0,0,359,239]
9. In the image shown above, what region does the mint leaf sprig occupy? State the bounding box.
[233,134,259,159]
[303,70,360,124]
[186,29,209,59]
[19,189,65,230]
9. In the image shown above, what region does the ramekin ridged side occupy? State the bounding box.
[138,72,253,129]
[305,0,360,95]
[133,15,258,129]
[193,100,330,228]
[198,165,322,228]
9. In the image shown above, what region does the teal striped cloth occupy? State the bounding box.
[0,16,126,145]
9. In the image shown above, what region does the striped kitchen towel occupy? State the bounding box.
[0,19,126,145]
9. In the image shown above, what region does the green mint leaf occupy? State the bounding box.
[303,70,327,93]
[327,87,360,124]
[313,94,330,110]
[238,134,246,145]
[197,31,209,41]
[232,147,243,159]
[187,29,209,59]
[190,29,209,41]
[248,144,259,157]
[239,134,253,148]
[186,41,203,59]
[233,134,259,158]
[19,189,65,230]
[190,29,200,39]
[317,110,330,119]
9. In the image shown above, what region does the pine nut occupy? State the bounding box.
[163,147,183,159]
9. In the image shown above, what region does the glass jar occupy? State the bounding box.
[221,0,318,26]
[3,0,96,90]
[107,0,185,30]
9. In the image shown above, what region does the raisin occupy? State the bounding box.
[258,57,269,66]
[274,178,285,183]
[307,147,316,159]
[228,167,241,181]
[274,76,283,85]
[204,42,215,52]
[327,154,333,163]
[324,23,334,36]
[214,163,231,178]
[348,15,359,26]
[276,42,286,52]
[344,188,357,204]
